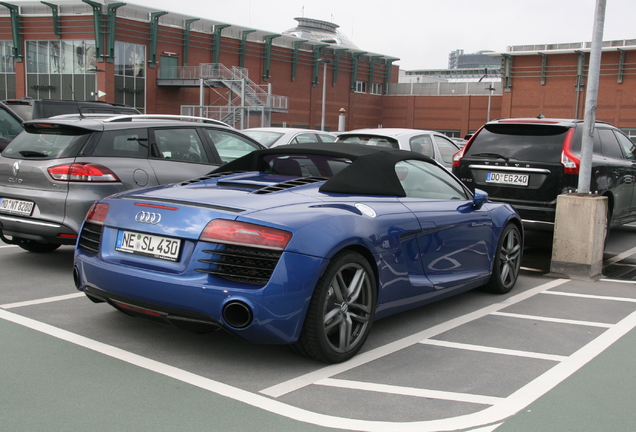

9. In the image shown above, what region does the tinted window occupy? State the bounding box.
[1,127,89,159]
[466,124,569,162]
[598,128,624,159]
[396,160,469,200]
[615,130,636,161]
[153,128,208,163]
[92,129,149,158]
[0,108,24,144]
[204,129,261,163]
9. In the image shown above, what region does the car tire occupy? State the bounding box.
[291,250,376,363]
[17,240,61,253]
[481,223,522,294]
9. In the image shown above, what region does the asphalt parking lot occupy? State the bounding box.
[2,226,636,432]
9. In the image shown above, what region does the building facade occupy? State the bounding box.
[1,1,635,139]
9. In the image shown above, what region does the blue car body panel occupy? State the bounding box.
[73,144,521,345]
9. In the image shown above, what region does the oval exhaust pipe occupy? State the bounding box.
[222,301,253,329]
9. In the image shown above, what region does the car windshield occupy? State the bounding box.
[1,128,89,159]
[242,131,284,147]
[336,134,399,149]
[465,124,570,163]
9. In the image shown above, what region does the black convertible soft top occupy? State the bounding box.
[212,143,437,196]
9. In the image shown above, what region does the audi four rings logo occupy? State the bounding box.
[135,211,162,224]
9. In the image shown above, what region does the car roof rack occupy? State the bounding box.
[49,113,120,119]
[102,114,232,128]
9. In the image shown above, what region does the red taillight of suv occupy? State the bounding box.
[560,128,579,175]
[452,147,466,168]
[48,163,120,182]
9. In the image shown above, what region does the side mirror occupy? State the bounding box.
[473,189,488,209]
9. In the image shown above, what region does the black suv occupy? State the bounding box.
[452,118,636,230]
[2,97,140,122]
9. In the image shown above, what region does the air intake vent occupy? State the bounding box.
[78,222,103,253]
[177,171,247,186]
[196,244,282,285]
[253,177,328,194]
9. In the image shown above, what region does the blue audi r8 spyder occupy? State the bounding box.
[73,143,523,363]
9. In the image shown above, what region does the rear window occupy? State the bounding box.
[242,131,283,147]
[337,134,399,149]
[263,154,352,178]
[466,124,570,162]
[1,126,90,159]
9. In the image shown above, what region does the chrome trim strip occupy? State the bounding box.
[468,165,551,174]
[0,215,61,228]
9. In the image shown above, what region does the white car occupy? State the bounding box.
[335,128,460,168]
[242,127,337,148]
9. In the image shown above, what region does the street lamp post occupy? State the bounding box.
[486,85,495,122]
[319,58,332,131]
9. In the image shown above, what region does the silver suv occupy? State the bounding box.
[0,115,263,252]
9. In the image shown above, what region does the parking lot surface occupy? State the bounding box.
[2,226,636,431]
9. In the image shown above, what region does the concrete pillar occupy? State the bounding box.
[550,194,607,279]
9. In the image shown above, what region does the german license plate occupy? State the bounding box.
[0,197,34,216]
[485,172,529,186]
[116,230,181,261]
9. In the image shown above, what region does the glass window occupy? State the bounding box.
[318,133,336,143]
[614,130,636,161]
[355,81,367,93]
[396,160,469,200]
[153,128,208,163]
[433,135,460,164]
[2,127,89,160]
[290,133,318,144]
[0,107,24,143]
[204,129,261,163]
[92,129,149,158]
[409,135,434,157]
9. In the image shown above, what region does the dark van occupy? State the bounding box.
[2,97,140,122]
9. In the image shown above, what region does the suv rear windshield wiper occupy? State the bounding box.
[469,152,513,162]
[19,150,49,157]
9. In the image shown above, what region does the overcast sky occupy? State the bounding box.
[13,0,636,70]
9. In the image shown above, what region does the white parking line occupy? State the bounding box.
[315,378,504,406]
[603,245,636,267]
[260,279,569,398]
[542,290,636,303]
[0,293,85,309]
[491,311,614,328]
[2,287,635,432]
[419,339,567,362]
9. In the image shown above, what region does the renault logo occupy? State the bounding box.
[135,211,162,224]
[12,161,20,176]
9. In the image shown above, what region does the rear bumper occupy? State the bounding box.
[0,215,77,244]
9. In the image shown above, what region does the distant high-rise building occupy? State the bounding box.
[449,49,501,69]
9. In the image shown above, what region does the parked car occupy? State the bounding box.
[0,115,264,253]
[452,117,636,231]
[73,143,523,363]
[0,101,24,151]
[2,97,140,122]
[242,127,337,147]
[335,128,460,168]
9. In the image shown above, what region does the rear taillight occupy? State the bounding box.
[48,163,120,182]
[85,203,109,225]
[452,147,466,168]
[199,219,292,251]
[561,128,579,175]
[452,126,482,168]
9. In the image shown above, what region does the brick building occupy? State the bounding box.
[1,1,635,139]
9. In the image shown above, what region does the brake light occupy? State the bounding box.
[85,203,109,225]
[200,219,292,250]
[561,128,579,175]
[48,163,120,182]
[452,147,466,168]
